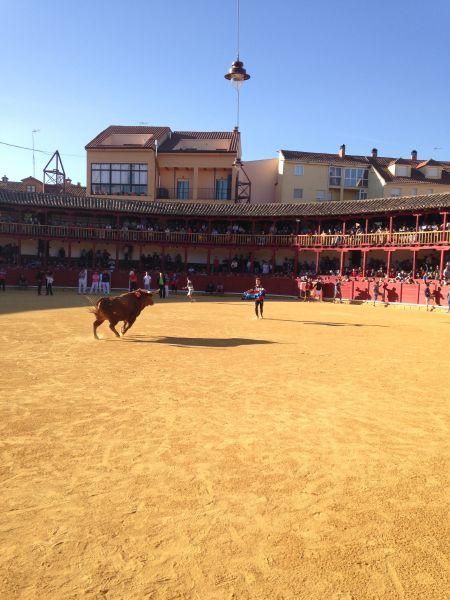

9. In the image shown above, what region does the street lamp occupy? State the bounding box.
[224,0,251,129]
[224,0,251,203]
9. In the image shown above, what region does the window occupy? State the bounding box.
[397,166,409,177]
[329,166,341,186]
[176,179,190,200]
[293,188,303,199]
[91,163,147,195]
[344,168,368,187]
[358,189,368,200]
[26,185,36,192]
[215,177,231,200]
[390,188,401,197]
[294,165,304,176]
[316,190,326,201]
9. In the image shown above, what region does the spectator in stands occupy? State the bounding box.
[90,270,100,293]
[45,271,54,296]
[78,268,88,294]
[143,271,151,291]
[443,262,450,284]
[0,266,5,291]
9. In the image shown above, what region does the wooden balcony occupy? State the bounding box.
[0,222,448,248]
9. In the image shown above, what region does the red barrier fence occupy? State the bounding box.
[2,268,449,306]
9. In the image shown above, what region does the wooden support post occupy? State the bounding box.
[365,218,369,234]
[389,215,393,233]
[415,214,420,232]
[315,250,320,274]
[412,250,417,278]
[442,213,448,242]
[272,248,276,273]
[207,248,211,274]
[387,250,392,277]
[439,248,445,277]
[342,220,346,235]
[362,250,367,276]
[339,250,345,275]
[294,248,299,276]
[184,246,188,270]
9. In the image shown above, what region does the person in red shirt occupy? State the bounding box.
[129,270,138,291]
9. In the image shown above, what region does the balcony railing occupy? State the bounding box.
[157,187,231,201]
[0,222,449,248]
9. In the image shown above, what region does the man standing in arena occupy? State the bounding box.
[129,270,138,291]
[0,266,6,291]
[373,280,380,306]
[101,270,110,295]
[90,270,100,294]
[249,277,266,318]
[143,271,151,291]
[334,278,342,303]
[157,272,166,298]
[78,268,88,294]
[184,277,195,302]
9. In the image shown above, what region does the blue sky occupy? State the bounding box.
[1,0,449,185]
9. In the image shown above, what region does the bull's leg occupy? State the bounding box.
[93,318,104,339]
[121,322,128,335]
[109,320,121,338]
[122,316,137,336]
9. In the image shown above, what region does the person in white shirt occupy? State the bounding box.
[143,271,152,291]
[184,277,195,302]
[78,268,88,294]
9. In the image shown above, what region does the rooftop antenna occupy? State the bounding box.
[32,129,40,177]
[224,0,252,203]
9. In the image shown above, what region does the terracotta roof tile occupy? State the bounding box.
[280,150,369,166]
[1,189,449,219]
[159,130,240,153]
[85,125,171,150]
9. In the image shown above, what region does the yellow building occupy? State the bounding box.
[85,126,240,202]
[277,145,450,203]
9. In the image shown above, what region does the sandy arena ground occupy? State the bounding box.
[0,291,448,599]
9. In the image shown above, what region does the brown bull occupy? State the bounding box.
[92,289,154,339]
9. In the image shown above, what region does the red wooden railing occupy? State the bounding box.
[0,222,449,248]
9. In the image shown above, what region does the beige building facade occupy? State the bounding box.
[85,126,240,203]
[276,145,450,203]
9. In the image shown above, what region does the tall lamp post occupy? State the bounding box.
[224,0,252,203]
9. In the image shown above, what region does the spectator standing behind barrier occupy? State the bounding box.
[373,280,380,306]
[90,270,100,293]
[0,266,6,291]
[334,279,342,303]
[157,272,166,298]
[164,274,170,298]
[143,271,151,291]
[45,271,54,296]
[36,270,44,295]
[129,270,138,291]
[101,270,110,295]
[78,268,88,294]
[424,282,433,311]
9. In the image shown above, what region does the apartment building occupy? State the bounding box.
[85,125,240,202]
[277,145,450,203]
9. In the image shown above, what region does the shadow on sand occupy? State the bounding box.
[264,318,388,327]
[117,335,276,348]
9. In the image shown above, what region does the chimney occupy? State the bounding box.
[77,182,81,187]
[411,149,417,161]
[371,148,378,157]
[1,175,8,183]
[65,178,72,185]
[338,144,346,158]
